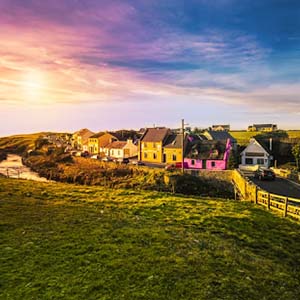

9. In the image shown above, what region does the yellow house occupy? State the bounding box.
[138,128,170,163]
[163,134,184,164]
[88,132,118,155]
[71,128,94,151]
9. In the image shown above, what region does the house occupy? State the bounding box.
[247,124,278,132]
[88,132,119,155]
[184,139,232,170]
[203,130,237,150]
[71,128,95,151]
[163,134,184,164]
[240,138,273,168]
[211,124,230,131]
[103,139,138,158]
[138,127,170,163]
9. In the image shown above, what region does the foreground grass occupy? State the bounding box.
[1,178,300,300]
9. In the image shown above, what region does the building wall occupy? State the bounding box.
[110,148,124,158]
[124,140,138,158]
[164,148,182,164]
[184,158,203,169]
[140,141,163,163]
[240,140,270,167]
[206,160,226,170]
[88,138,99,154]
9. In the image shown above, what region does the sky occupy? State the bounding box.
[0,0,300,136]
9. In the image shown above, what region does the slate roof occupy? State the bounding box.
[105,141,127,149]
[206,130,236,142]
[253,124,275,128]
[186,140,227,160]
[140,128,170,143]
[74,128,95,143]
[90,132,105,138]
[164,134,183,149]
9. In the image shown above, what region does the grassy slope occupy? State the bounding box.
[230,130,300,145]
[1,178,300,300]
[0,133,42,150]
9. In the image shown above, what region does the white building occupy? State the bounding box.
[240,138,272,168]
[103,139,138,158]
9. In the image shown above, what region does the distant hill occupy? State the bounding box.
[0,132,70,156]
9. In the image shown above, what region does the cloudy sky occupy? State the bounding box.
[0,0,300,136]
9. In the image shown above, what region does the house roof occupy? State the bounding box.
[241,138,270,156]
[212,124,230,129]
[140,128,170,143]
[164,134,183,149]
[90,132,105,138]
[205,130,236,142]
[254,139,272,154]
[74,128,94,136]
[252,124,276,128]
[105,141,127,149]
[186,140,226,160]
[74,128,95,143]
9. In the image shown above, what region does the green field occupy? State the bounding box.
[1,178,300,299]
[230,130,300,145]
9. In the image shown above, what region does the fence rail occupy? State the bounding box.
[233,169,300,221]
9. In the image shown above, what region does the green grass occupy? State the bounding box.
[230,130,300,145]
[287,130,300,139]
[230,131,260,145]
[1,178,300,299]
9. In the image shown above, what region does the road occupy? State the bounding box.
[245,173,300,199]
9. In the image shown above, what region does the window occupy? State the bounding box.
[144,143,147,148]
[172,154,177,161]
[144,153,148,158]
[257,158,264,165]
[191,160,195,165]
[111,150,114,155]
[153,143,156,148]
[245,158,253,165]
[118,150,121,155]
[153,153,157,159]
[211,161,216,167]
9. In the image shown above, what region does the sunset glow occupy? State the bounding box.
[0,0,300,135]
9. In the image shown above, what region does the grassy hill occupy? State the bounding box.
[230,130,300,145]
[1,178,300,300]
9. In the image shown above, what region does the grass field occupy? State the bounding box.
[1,178,300,299]
[230,130,300,145]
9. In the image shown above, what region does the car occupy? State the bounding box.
[90,154,100,160]
[101,156,113,162]
[131,160,145,166]
[254,168,276,181]
[115,158,130,164]
[165,162,183,170]
[81,151,90,158]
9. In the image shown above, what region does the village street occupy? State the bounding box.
[247,174,300,199]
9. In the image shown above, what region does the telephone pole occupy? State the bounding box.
[181,119,185,174]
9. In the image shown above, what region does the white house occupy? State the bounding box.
[103,139,138,158]
[240,138,272,168]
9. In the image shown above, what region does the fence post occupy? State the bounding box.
[284,197,288,217]
[267,193,270,210]
[6,168,9,178]
[255,185,258,204]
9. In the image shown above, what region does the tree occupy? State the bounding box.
[292,143,300,171]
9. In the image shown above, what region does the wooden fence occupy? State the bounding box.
[232,169,300,221]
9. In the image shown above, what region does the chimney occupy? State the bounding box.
[269,138,272,151]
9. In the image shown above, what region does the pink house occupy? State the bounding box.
[184,138,232,170]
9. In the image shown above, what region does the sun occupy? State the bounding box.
[22,69,47,103]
